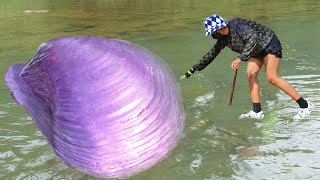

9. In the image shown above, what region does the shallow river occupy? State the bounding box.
[0,0,320,179]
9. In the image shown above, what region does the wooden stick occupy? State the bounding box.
[229,69,238,106]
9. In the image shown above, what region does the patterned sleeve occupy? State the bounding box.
[192,38,228,71]
[236,22,258,61]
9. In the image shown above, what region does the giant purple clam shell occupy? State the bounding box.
[5,36,185,178]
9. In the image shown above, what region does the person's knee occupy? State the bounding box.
[246,70,259,81]
[266,75,280,85]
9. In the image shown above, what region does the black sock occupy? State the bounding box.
[296,97,308,108]
[253,103,262,113]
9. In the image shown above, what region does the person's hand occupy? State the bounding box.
[180,68,195,80]
[231,58,241,71]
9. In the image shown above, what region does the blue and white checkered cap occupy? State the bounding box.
[204,14,228,36]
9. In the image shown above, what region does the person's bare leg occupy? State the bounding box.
[263,54,301,101]
[246,58,264,103]
[239,58,265,119]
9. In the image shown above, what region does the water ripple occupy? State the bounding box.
[239,73,320,179]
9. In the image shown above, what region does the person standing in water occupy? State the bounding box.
[182,14,314,120]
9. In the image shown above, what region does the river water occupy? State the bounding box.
[1,0,320,179]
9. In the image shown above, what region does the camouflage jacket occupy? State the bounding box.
[193,18,275,71]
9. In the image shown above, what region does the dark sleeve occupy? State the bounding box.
[236,22,258,61]
[192,38,228,71]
